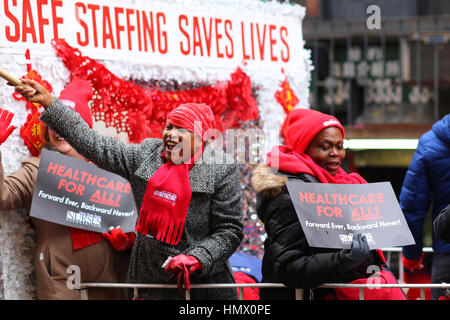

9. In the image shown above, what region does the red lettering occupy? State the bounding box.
[37,0,49,43]
[115,181,125,193]
[224,19,233,58]
[104,179,116,191]
[50,0,63,40]
[250,23,255,60]
[75,2,89,46]
[215,18,224,58]
[142,11,155,52]
[102,6,115,49]
[299,192,308,203]
[269,24,277,61]
[114,7,124,50]
[87,4,100,47]
[317,206,343,218]
[256,23,266,60]
[156,12,167,54]
[179,14,190,55]
[57,178,67,190]
[96,177,108,188]
[22,0,37,43]
[56,165,66,176]
[202,17,213,57]
[47,162,59,174]
[241,22,250,60]
[280,26,289,62]
[4,0,20,42]
[126,8,135,51]
[349,194,358,205]
[57,179,85,195]
[135,9,142,51]
[90,189,120,207]
[351,206,382,221]
[192,17,203,56]
[376,192,384,203]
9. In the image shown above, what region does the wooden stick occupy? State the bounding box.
[0,68,36,94]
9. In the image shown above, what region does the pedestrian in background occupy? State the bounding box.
[399,114,450,300]
[434,204,450,244]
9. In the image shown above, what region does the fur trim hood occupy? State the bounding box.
[251,163,288,198]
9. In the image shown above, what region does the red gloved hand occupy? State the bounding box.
[0,108,15,145]
[103,226,135,251]
[403,253,424,271]
[165,254,203,291]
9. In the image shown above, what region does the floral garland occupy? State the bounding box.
[52,39,259,142]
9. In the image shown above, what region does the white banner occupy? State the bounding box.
[0,0,305,70]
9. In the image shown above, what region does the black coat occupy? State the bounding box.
[434,204,450,244]
[251,164,382,300]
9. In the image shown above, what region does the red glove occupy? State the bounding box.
[403,253,424,271]
[0,108,15,145]
[102,226,135,251]
[165,254,202,291]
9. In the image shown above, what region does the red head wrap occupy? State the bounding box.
[166,103,216,141]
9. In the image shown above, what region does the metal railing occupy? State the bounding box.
[78,281,450,301]
[77,247,449,300]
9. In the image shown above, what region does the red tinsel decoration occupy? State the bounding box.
[51,39,259,142]
[274,76,299,141]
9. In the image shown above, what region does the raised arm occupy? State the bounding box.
[13,79,147,180]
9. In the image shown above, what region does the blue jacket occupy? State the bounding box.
[399,114,450,259]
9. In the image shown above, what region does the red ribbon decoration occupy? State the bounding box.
[51,39,259,143]
[14,49,52,156]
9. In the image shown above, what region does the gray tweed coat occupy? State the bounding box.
[40,99,244,300]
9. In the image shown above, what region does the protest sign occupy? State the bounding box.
[30,149,137,233]
[286,181,415,249]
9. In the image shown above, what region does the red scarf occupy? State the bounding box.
[135,103,215,245]
[70,227,102,250]
[267,145,367,184]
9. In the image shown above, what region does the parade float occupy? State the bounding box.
[0,0,311,299]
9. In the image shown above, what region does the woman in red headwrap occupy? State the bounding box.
[251,108,407,300]
[14,79,243,300]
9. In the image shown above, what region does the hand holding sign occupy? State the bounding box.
[339,233,371,272]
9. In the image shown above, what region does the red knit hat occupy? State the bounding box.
[166,103,216,141]
[285,108,345,154]
[59,80,93,128]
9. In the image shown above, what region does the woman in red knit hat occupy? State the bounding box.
[0,80,129,299]
[252,108,407,300]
